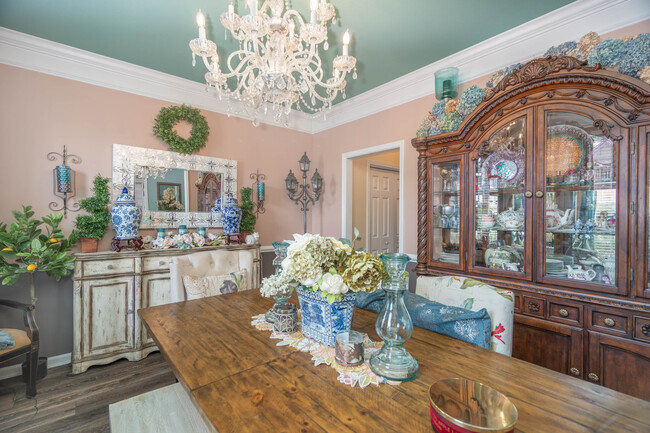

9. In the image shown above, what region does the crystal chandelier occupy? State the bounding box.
[189,0,357,126]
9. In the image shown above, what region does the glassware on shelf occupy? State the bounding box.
[265,240,294,323]
[474,117,526,273]
[431,160,461,264]
[369,253,419,381]
[543,112,617,285]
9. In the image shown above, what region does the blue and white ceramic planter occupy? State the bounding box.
[221,196,242,235]
[110,187,142,239]
[296,286,357,347]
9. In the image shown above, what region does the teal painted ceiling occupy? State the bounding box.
[0,0,575,105]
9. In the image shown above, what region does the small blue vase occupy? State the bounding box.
[296,286,357,347]
[110,187,142,239]
[221,195,242,235]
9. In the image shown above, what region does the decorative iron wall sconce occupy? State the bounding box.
[47,145,81,217]
[250,169,266,217]
[285,152,323,234]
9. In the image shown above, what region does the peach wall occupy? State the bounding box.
[0,64,312,249]
[310,20,650,256]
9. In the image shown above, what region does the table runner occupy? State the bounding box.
[251,314,399,388]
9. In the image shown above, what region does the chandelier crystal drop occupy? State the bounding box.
[189,0,357,126]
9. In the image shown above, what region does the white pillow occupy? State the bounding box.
[182,269,248,300]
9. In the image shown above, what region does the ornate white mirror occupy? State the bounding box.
[112,144,237,228]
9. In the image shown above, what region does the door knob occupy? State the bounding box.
[525,191,533,198]
[588,373,599,382]
[535,191,544,198]
[559,309,569,317]
[569,368,580,377]
[604,318,615,327]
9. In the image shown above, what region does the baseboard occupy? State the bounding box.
[0,352,71,381]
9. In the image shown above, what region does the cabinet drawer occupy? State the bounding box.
[522,296,545,317]
[589,308,629,336]
[82,258,134,277]
[548,301,581,325]
[633,316,650,343]
[143,256,171,272]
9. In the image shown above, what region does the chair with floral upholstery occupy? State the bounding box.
[415,275,514,356]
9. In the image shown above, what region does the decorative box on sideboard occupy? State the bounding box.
[71,244,260,374]
[412,56,650,399]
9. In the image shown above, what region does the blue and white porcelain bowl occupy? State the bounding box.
[110,187,142,239]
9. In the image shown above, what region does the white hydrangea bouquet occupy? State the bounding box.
[262,233,385,304]
[150,232,224,249]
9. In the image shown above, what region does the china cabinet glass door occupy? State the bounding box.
[430,156,464,269]
[538,109,627,294]
[470,115,532,279]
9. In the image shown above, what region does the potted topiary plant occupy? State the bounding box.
[239,187,257,237]
[75,175,110,253]
[0,205,77,379]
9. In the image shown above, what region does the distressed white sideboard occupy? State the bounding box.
[71,244,261,374]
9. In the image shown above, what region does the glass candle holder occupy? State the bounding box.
[266,240,293,323]
[273,303,298,333]
[335,331,364,366]
[156,228,166,239]
[178,225,188,235]
[434,67,459,100]
[198,227,207,237]
[369,253,419,381]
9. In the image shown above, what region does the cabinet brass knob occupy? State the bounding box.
[127,309,133,314]
[525,191,533,198]
[559,309,569,317]
[569,368,580,377]
[588,373,599,383]
[604,318,615,327]
[159,261,165,266]
[107,265,114,270]
[535,191,544,198]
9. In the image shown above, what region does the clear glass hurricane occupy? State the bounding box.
[369,253,419,381]
[266,240,293,323]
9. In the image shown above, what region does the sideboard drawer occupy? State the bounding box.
[82,258,134,277]
[143,256,171,272]
[548,301,581,326]
[522,296,545,317]
[633,316,650,343]
[589,308,629,336]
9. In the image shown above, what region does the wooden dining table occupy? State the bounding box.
[139,289,650,433]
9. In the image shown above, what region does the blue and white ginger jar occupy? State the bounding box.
[110,187,142,239]
[220,195,242,235]
[296,286,357,347]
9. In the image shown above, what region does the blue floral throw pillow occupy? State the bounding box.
[355,291,492,350]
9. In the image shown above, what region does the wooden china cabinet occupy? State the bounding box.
[412,56,650,399]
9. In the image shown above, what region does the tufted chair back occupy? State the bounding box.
[170,249,256,302]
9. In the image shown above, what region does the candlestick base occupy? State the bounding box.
[369,345,419,381]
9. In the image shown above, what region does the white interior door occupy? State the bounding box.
[368,166,399,255]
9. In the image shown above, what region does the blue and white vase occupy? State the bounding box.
[110,187,142,239]
[296,286,357,347]
[221,195,242,235]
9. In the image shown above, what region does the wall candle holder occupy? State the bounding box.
[47,145,81,217]
[249,169,266,217]
[285,152,323,234]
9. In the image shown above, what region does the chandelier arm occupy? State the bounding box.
[283,10,306,29]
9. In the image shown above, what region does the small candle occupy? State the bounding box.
[310,0,318,22]
[196,10,206,40]
[335,331,364,366]
[289,20,295,38]
[228,2,234,14]
[248,0,257,15]
[342,30,350,56]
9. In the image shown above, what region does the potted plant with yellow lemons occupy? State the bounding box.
[0,205,77,379]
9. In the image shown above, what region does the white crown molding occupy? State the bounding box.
[0,27,313,133]
[310,0,650,133]
[0,0,648,135]
[0,352,71,381]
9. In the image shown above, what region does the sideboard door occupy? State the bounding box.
[139,274,172,346]
[80,276,135,358]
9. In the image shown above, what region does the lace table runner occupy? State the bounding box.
[251,314,399,388]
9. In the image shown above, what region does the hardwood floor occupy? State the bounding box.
[0,353,176,433]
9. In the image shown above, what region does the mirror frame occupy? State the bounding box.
[112,144,237,228]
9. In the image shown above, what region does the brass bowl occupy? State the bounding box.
[428,378,518,433]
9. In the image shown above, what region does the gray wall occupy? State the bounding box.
[0,253,417,368]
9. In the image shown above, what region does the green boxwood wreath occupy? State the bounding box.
[153,104,209,154]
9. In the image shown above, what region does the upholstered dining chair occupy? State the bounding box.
[170,249,257,303]
[0,300,39,397]
[416,275,514,356]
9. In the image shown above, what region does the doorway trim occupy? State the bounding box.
[341,140,405,253]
